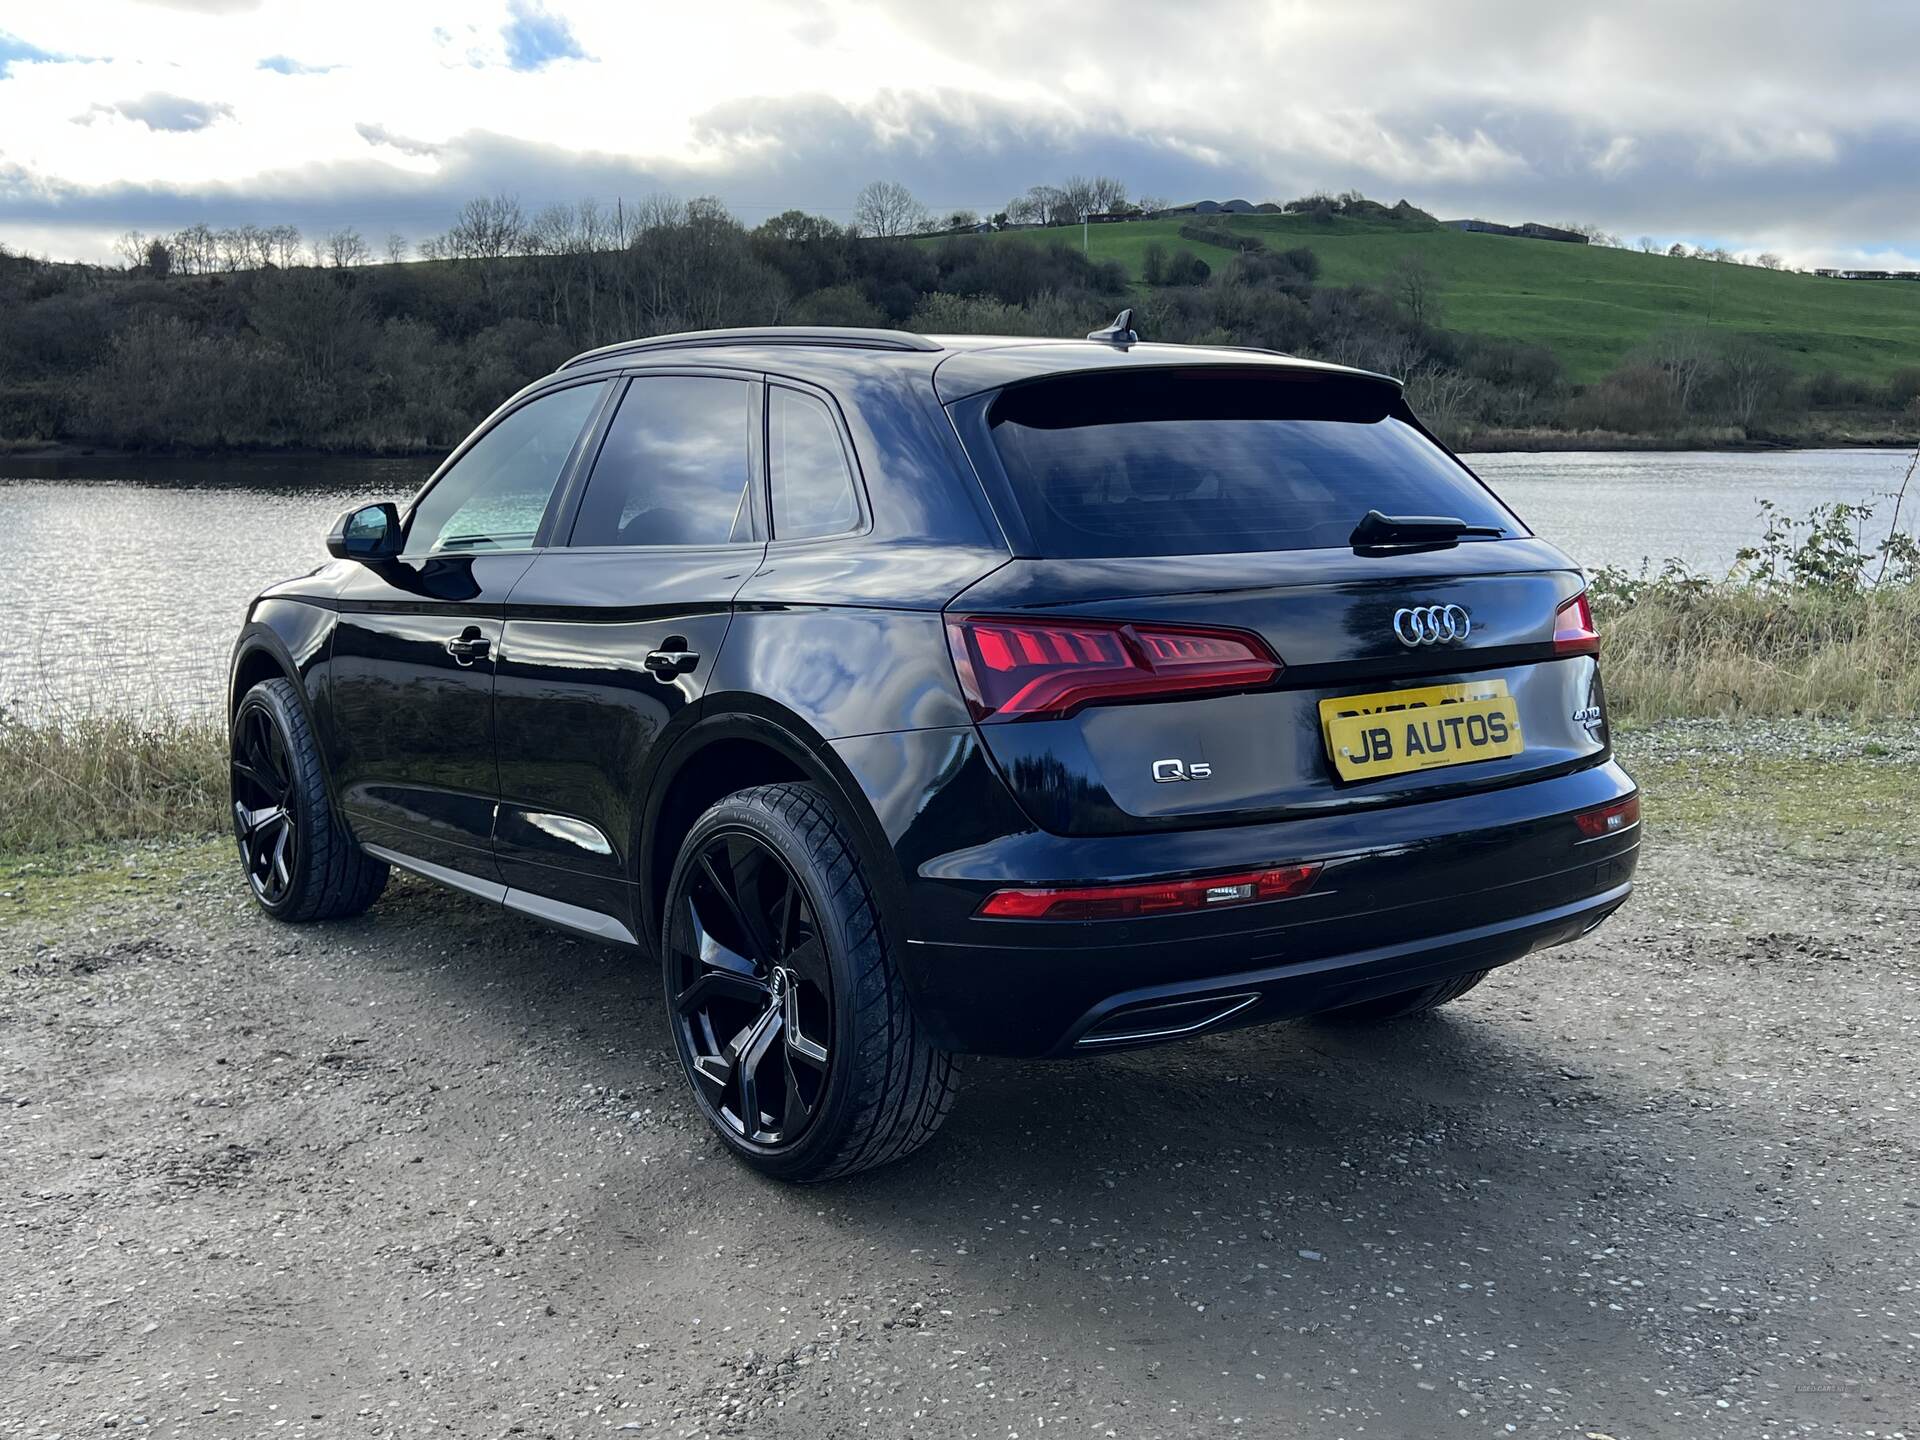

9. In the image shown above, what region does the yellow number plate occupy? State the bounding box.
[1318,680,1524,782]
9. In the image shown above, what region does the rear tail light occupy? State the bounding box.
[1554,591,1600,656]
[1574,793,1640,838]
[977,863,1322,920]
[946,615,1281,723]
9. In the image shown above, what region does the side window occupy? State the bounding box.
[569,377,754,548]
[769,386,861,540]
[406,382,606,555]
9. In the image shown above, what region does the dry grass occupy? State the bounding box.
[1597,580,1920,722]
[0,707,226,851]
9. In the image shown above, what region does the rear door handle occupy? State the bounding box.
[446,627,491,665]
[644,639,700,680]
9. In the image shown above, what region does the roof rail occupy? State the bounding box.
[557,326,942,371]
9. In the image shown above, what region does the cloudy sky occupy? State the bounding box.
[1,0,1915,268]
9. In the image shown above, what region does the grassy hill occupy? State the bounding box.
[957,215,1920,384]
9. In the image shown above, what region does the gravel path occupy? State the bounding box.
[3,827,1916,1439]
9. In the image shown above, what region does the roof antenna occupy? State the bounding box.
[1086,308,1137,348]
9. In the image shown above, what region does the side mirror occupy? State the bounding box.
[326,502,404,561]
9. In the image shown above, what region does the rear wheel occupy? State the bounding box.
[1313,968,1490,1023]
[230,677,388,922]
[661,783,957,1182]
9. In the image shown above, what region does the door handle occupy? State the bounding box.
[644,638,700,681]
[446,627,491,666]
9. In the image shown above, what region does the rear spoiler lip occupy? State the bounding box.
[931,346,1403,406]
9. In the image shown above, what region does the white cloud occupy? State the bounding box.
[0,0,1912,265]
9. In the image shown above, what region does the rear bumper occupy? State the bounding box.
[890,757,1640,1057]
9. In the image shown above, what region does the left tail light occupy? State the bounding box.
[1554,591,1600,656]
[946,615,1281,723]
[978,863,1322,920]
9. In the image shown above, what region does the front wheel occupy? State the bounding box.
[661,783,957,1182]
[230,677,388,922]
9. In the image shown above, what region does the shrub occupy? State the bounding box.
[0,707,225,850]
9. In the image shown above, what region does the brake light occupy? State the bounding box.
[1554,591,1600,656]
[977,863,1322,920]
[1574,793,1640,838]
[946,616,1281,723]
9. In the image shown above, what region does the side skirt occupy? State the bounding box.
[361,843,639,947]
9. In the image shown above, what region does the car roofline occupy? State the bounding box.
[558,326,943,371]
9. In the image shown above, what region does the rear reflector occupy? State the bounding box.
[1574,793,1640,838]
[947,615,1281,723]
[1554,591,1600,656]
[977,863,1321,920]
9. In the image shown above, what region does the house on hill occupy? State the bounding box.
[1442,218,1589,244]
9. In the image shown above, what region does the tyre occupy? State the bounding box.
[230,677,388,922]
[660,782,958,1182]
[1313,968,1490,1024]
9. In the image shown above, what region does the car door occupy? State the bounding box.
[491,371,766,936]
[327,378,611,877]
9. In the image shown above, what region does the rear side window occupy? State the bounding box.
[986,370,1522,558]
[769,386,861,540]
[569,376,754,547]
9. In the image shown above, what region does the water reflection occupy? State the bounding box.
[4,447,1914,717]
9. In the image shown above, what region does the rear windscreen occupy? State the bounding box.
[985,369,1523,557]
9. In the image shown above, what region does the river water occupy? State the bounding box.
[2,447,1912,717]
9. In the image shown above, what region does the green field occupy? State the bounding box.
[957,215,1920,384]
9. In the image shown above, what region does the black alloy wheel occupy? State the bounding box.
[228,676,388,923]
[231,698,299,907]
[668,830,834,1148]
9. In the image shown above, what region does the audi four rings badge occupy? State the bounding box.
[1392,604,1471,647]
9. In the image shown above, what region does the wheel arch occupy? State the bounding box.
[229,608,342,811]
[639,699,914,961]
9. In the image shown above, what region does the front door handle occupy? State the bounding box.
[644,637,700,681]
[446,627,491,666]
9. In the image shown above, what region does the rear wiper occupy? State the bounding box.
[1349,510,1506,548]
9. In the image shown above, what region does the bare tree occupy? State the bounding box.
[853,180,928,238]
[113,230,147,270]
[1391,254,1442,326]
[1720,338,1791,426]
[384,232,409,264]
[268,224,303,267]
[1406,366,1482,431]
[1755,251,1784,270]
[440,193,527,259]
[1637,236,1658,253]
[214,227,250,272]
[1645,329,1716,415]
[324,227,370,268]
[1668,242,1688,258]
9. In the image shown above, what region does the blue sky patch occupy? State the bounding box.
[501,0,586,72]
[258,55,338,76]
[0,29,70,77]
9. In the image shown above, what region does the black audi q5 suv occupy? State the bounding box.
[228,318,1639,1181]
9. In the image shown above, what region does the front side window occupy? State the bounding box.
[569,377,755,547]
[770,386,861,540]
[406,382,607,555]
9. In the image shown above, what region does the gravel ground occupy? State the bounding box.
[3,817,1917,1439]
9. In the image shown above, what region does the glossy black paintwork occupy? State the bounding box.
[327,551,535,871]
[493,543,763,917]
[231,332,1636,1057]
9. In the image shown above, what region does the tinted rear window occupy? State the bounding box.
[986,369,1522,557]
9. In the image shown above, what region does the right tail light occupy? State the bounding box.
[1553,591,1600,656]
